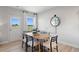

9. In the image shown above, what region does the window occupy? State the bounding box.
[10,17,20,29]
[26,17,33,31]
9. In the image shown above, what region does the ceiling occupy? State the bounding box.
[13,6,55,13]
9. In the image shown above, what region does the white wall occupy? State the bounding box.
[38,6,79,48]
[0,7,36,44]
[0,7,24,43]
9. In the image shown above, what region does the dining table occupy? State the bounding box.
[24,32,49,52]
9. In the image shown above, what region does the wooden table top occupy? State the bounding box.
[33,34,49,40]
[25,32,49,40]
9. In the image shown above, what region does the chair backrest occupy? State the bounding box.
[25,33,35,44]
[23,32,33,41]
[50,35,58,52]
[28,35,34,41]
[51,35,58,43]
[40,31,48,34]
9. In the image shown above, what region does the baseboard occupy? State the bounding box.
[58,40,79,48]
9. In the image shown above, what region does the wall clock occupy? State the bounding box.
[50,15,60,27]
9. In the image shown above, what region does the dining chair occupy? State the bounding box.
[22,33,28,52]
[27,35,40,52]
[43,34,58,52]
[22,33,40,52]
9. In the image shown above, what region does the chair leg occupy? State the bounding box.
[56,45,58,52]
[25,42,28,52]
[50,42,52,52]
[39,44,41,52]
[22,41,24,48]
[32,46,33,52]
[32,37,34,52]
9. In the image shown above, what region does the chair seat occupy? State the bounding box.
[23,38,40,47]
[43,40,56,48]
[27,41,40,47]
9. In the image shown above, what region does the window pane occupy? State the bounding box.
[10,17,20,29]
[26,17,33,31]
[27,17,33,25]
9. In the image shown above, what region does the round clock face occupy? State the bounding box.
[50,15,60,27]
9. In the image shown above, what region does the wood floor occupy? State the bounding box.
[0,40,79,52]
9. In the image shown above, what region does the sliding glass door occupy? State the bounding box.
[26,17,33,32]
[9,17,22,41]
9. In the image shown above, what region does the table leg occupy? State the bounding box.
[41,42,43,52]
[39,44,41,52]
